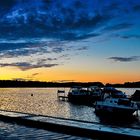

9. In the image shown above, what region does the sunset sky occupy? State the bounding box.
[0,0,140,84]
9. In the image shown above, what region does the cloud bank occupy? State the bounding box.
[108,56,140,62]
[0,0,140,71]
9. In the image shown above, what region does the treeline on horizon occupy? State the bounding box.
[0,80,140,88]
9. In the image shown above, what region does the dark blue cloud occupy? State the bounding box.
[115,34,140,39]
[0,0,16,16]
[76,46,88,51]
[0,43,28,52]
[1,0,139,40]
[133,4,140,11]
[108,56,140,62]
[0,0,15,7]
[103,23,133,31]
[0,0,139,45]
[0,62,59,71]
[0,0,140,70]
[0,40,66,57]
[51,47,64,53]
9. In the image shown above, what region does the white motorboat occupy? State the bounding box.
[95,98,138,115]
[95,87,138,116]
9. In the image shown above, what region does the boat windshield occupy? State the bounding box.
[103,87,127,98]
[69,87,90,95]
[111,90,127,98]
[118,99,131,106]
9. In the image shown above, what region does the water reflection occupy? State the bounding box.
[0,121,92,140]
[95,112,140,128]
[0,88,139,128]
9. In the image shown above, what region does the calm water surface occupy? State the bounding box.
[0,88,140,139]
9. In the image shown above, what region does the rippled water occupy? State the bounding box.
[0,121,92,140]
[0,88,97,122]
[0,88,140,139]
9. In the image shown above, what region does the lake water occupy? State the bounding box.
[0,88,140,139]
[0,120,92,140]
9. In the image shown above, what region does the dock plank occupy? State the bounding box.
[0,110,140,139]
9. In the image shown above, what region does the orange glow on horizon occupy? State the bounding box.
[0,66,139,84]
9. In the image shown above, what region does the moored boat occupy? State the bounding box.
[95,98,138,115]
[67,86,102,104]
[95,87,138,116]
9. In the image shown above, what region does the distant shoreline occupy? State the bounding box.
[0,80,140,88]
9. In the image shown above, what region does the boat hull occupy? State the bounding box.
[68,94,101,105]
[95,105,137,116]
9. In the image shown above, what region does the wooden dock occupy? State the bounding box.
[57,90,69,101]
[0,110,140,139]
[58,96,68,101]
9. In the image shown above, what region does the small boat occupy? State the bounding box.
[95,87,138,116]
[68,86,102,105]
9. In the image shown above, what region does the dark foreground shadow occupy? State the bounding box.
[95,112,140,128]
